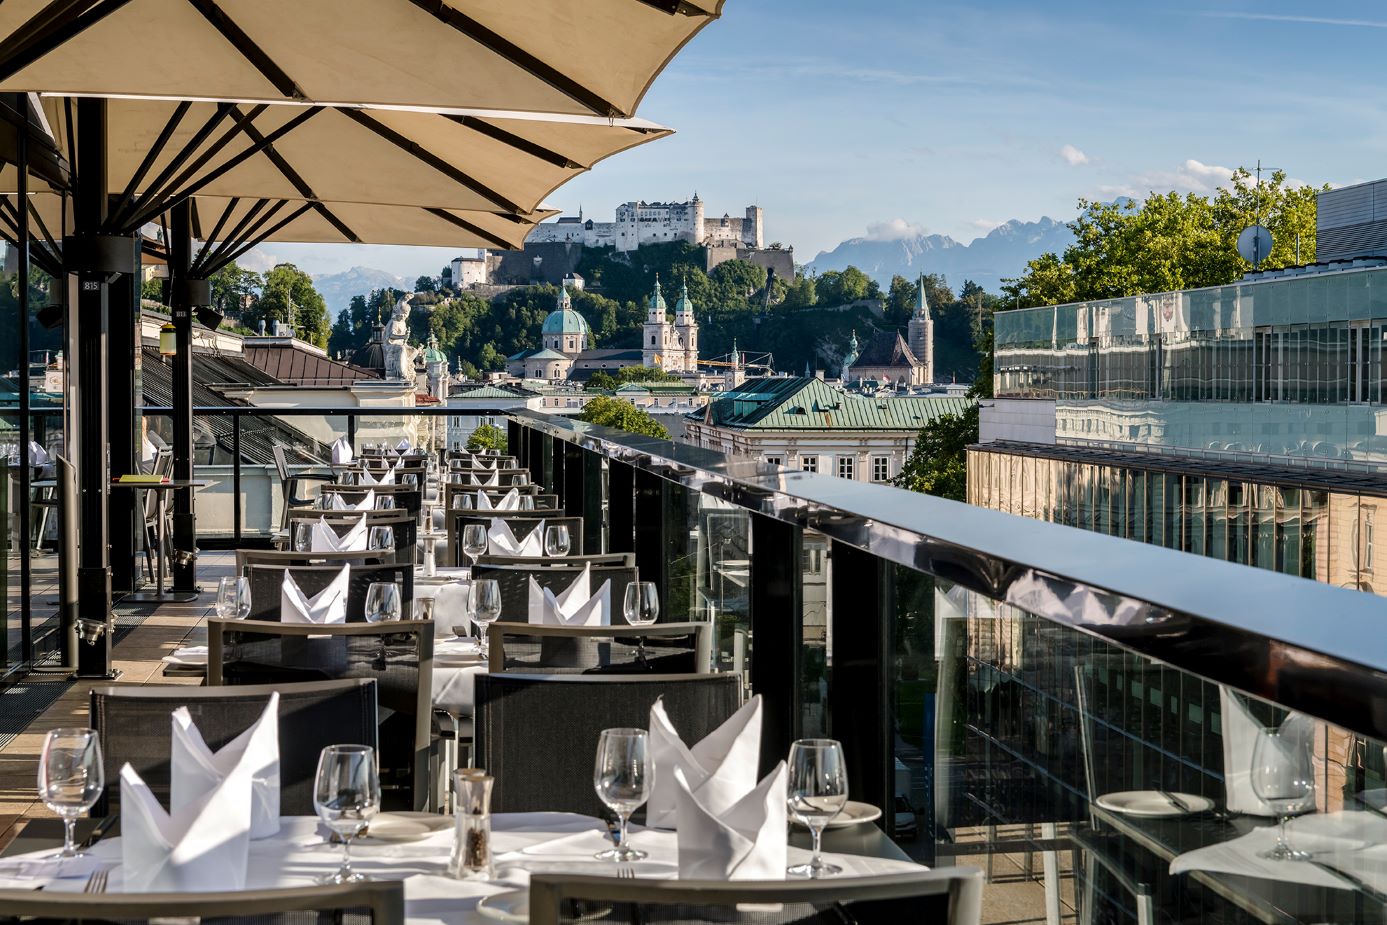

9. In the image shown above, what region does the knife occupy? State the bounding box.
[79,813,118,849]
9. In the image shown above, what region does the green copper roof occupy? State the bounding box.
[692,376,972,431]
[648,275,667,313]
[673,278,694,318]
[541,308,590,336]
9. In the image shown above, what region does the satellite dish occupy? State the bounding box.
[1237,225,1274,267]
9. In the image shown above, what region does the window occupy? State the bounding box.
[872,455,890,482]
[764,455,783,467]
[837,456,855,480]
[801,456,818,473]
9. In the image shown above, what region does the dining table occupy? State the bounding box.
[5,813,927,924]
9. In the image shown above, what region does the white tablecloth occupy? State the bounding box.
[24,814,925,925]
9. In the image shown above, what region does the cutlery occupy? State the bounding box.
[617,865,635,879]
[1158,790,1192,812]
[83,868,109,894]
[80,813,119,850]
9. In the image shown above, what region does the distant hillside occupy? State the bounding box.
[314,266,408,315]
[808,217,1073,292]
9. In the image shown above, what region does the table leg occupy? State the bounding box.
[124,489,198,603]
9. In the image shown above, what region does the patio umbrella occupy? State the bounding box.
[0,0,726,117]
[18,96,669,232]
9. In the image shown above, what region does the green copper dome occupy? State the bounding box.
[541,287,591,337]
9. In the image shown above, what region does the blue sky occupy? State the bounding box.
[250,0,1387,281]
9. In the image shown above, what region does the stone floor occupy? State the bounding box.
[0,550,234,852]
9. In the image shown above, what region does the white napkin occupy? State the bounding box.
[526,565,610,626]
[119,762,253,892]
[171,692,280,839]
[330,437,354,465]
[471,471,500,487]
[433,581,473,636]
[26,440,49,466]
[328,489,375,512]
[360,467,395,486]
[674,762,787,880]
[396,439,411,452]
[281,565,351,624]
[309,514,368,552]
[141,434,159,465]
[488,517,544,557]
[648,694,764,830]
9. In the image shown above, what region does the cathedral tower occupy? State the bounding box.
[907,275,935,384]
[642,274,671,369]
[672,276,699,373]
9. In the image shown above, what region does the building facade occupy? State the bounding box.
[844,276,935,387]
[527,195,764,253]
[641,276,699,373]
[683,375,972,483]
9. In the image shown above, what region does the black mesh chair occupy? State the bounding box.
[321,483,423,517]
[272,443,334,533]
[0,881,405,925]
[236,549,389,572]
[448,512,583,565]
[471,563,635,623]
[486,621,713,675]
[478,552,634,569]
[529,869,984,925]
[208,619,433,811]
[474,673,740,815]
[88,679,377,818]
[245,562,415,622]
[286,508,416,558]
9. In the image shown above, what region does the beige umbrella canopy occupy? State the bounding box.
[21,97,669,231]
[0,0,725,117]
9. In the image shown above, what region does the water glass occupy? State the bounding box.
[1251,718,1317,860]
[518,494,535,511]
[375,494,396,510]
[313,744,380,884]
[368,526,395,552]
[787,738,848,877]
[470,579,501,656]
[293,521,313,552]
[216,576,241,619]
[544,524,571,557]
[623,582,659,626]
[234,576,252,620]
[455,493,474,510]
[513,472,529,487]
[364,582,402,623]
[462,524,488,567]
[38,728,104,858]
[593,728,651,862]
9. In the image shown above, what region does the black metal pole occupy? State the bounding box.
[16,121,31,668]
[168,200,203,592]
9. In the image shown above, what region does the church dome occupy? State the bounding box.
[350,324,387,374]
[541,307,591,337]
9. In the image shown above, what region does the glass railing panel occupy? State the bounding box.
[684,491,750,686]
[800,529,830,739]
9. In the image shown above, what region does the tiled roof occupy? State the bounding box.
[450,383,538,400]
[691,376,972,431]
[850,329,918,369]
[242,343,380,385]
[616,382,694,394]
[574,348,644,362]
[527,348,569,361]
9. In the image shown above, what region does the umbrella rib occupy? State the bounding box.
[184,0,306,100]
[0,0,136,84]
[110,100,192,225]
[338,108,524,214]
[195,197,274,272]
[25,194,56,247]
[194,195,245,266]
[210,202,314,273]
[403,0,622,117]
[310,201,360,244]
[445,115,579,169]
[111,102,235,230]
[145,103,268,217]
[424,207,513,250]
[635,0,712,14]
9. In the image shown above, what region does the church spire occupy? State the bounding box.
[914,274,931,318]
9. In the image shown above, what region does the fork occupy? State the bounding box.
[83,868,109,894]
[616,864,635,879]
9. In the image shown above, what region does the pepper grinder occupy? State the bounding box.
[450,769,493,880]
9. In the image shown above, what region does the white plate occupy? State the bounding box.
[1094,791,1214,817]
[791,800,882,829]
[360,812,451,843]
[475,891,528,923]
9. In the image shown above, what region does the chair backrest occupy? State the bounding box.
[208,619,432,812]
[486,621,713,675]
[320,484,423,516]
[286,508,416,554]
[529,869,983,925]
[473,673,740,815]
[448,512,583,565]
[471,563,634,622]
[245,562,415,621]
[236,549,389,573]
[0,881,405,925]
[271,443,291,481]
[88,679,377,817]
[478,552,634,569]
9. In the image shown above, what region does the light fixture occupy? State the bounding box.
[195,305,225,331]
[159,321,177,356]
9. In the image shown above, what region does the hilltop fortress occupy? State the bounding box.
[528,195,764,252]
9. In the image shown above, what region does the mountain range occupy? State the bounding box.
[313,266,409,314]
[806,216,1073,293]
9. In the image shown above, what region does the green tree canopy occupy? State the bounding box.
[248,263,330,347]
[584,365,680,391]
[577,395,669,439]
[894,404,978,502]
[467,422,507,452]
[209,262,263,323]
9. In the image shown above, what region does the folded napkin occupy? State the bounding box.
[647,694,763,830]
[675,761,786,880]
[396,439,411,452]
[433,580,473,635]
[328,489,375,511]
[120,761,253,892]
[360,467,395,486]
[330,437,353,465]
[471,471,500,487]
[309,514,368,552]
[281,565,351,624]
[27,440,49,466]
[475,489,521,512]
[172,692,280,839]
[527,565,610,626]
[488,517,544,557]
[163,645,208,665]
[1170,811,1387,892]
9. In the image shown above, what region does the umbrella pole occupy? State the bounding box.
[168,200,202,593]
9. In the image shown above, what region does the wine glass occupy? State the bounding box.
[234,576,252,620]
[470,579,501,656]
[1251,721,1317,860]
[375,494,396,511]
[513,472,529,487]
[38,728,104,858]
[294,521,313,552]
[368,526,394,552]
[462,524,488,569]
[216,576,241,619]
[593,728,651,862]
[623,581,659,665]
[518,494,535,511]
[364,582,402,623]
[313,744,380,884]
[787,738,848,877]
[544,524,571,557]
[455,493,474,510]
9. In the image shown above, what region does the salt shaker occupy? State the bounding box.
[450,769,494,880]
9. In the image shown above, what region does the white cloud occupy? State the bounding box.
[1100,158,1235,198]
[864,218,927,241]
[1198,11,1387,30]
[1059,144,1090,167]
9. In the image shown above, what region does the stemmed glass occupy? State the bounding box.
[454,493,474,510]
[470,579,501,656]
[294,521,312,552]
[38,728,104,859]
[364,582,402,623]
[544,524,571,557]
[593,728,651,862]
[623,582,659,665]
[787,738,848,877]
[375,494,396,511]
[518,494,535,511]
[462,524,488,570]
[368,526,394,553]
[313,744,380,884]
[1251,719,1317,860]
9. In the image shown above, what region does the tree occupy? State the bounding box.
[577,395,669,439]
[141,276,165,303]
[209,261,262,322]
[781,274,818,309]
[248,263,330,347]
[815,266,873,306]
[894,404,978,502]
[467,422,507,452]
[586,370,619,391]
[415,275,438,293]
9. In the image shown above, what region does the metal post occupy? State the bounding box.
[829,541,893,815]
[168,200,203,592]
[346,414,357,453]
[16,122,32,667]
[749,513,803,776]
[562,441,583,526]
[231,412,242,543]
[549,434,566,501]
[506,419,523,467]
[633,468,669,606]
[106,249,140,595]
